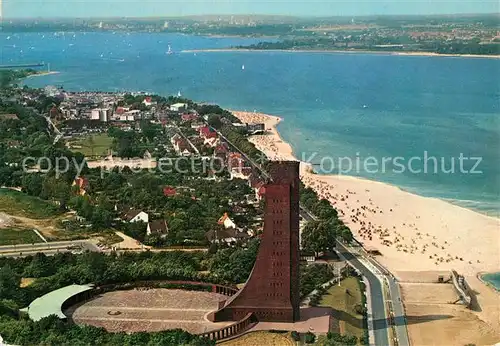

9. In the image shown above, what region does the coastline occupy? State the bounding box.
[479,272,500,292]
[182,48,500,59]
[232,110,500,333]
[26,71,60,78]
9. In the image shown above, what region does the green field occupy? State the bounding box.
[0,189,61,219]
[69,133,114,157]
[0,228,41,245]
[319,276,366,341]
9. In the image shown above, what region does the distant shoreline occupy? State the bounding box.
[182,48,500,59]
[26,71,60,78]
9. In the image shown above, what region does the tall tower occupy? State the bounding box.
[210,161,300,322]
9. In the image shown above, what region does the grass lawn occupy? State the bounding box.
[319,276,366,341]
[69,133,114,157]
[0,189,61,219]
[220,331,294,346]
[0,228,41,245]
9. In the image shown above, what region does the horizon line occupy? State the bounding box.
[2,12,500,21]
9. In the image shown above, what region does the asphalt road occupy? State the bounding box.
[335,241,390,346]
[300,206,391,344]
[0,240,100,258]
[352,241,409,346]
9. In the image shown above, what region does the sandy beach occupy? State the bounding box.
[182,49,500,59]
[232,111,500,337]
[26,71,60,78]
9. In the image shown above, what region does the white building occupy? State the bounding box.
[124,110,141,120]
[170,103,187,112]
[91,109,100,120]
[217,213,237,229]
[91,108,111,122]
[124,210,149,223]
[119,114,136,122]
[99,108,110,122]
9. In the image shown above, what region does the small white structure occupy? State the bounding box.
[91,108,110,122]
[217,213,236,229]
[170,103,187,112]
[119,114,136,122]
[90,109,100,120]
[124,210,149,223]
[143,97,156,107]
[99,108,110,122]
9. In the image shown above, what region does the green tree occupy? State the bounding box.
[339,226,353,243]
[0,265,20,300]
[301,220,336,255]
[207,114,223,129]
[0,299,18,318]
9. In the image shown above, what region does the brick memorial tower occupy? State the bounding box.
[209,161,300,322]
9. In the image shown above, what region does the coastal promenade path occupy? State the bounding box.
[335,241,389,346]
[350,240,410,346]
[388,277,410,346]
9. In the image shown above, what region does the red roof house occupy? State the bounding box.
[163,186,177,197]
[199,126,218,140]
[228,152,244,170]
[181,113,199,122]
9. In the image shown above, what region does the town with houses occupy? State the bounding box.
[4,84,277,250]
[2,79,371,346]
[1,44,496,346]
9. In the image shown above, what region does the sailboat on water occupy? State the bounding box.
[167,45,173,55]
[241,64,245,70]
[177,91,182,97]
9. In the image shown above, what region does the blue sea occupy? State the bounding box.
[2,32,499,216]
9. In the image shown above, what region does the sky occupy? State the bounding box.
[3,0,499,19]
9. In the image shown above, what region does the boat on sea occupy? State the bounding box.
[177,91,182,97]
[242,64,245,70]
[167,45,173,55]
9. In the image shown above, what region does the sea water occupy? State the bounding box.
[481,272,500,290]
[5,32,498,216]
